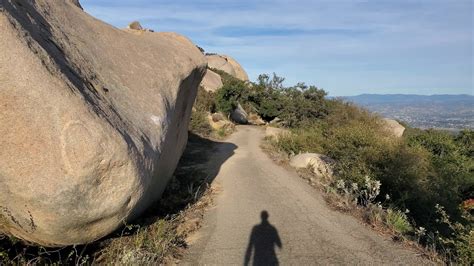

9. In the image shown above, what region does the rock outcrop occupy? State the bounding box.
[290,153,334,180]
[382,118,405,138]
[200,69,223,92]
[0,0,206,247]
[206,54,249,81]
[230,103,248,124]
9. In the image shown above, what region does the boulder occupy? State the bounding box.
[265,127,290,139]
[382,118,405,138]
[208,114,234,131]
[224,55,249,81]
[230,103,248,124]
[200,69,223,92]
[270,117,282,124]
[0,0,206,247]
[206,54,249,81]
[127,21,143,30]
[290,153,335,179]
[211,112,225,122]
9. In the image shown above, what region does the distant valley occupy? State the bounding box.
[343,94,474,130]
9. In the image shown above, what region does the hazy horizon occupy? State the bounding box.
[81,0,473,96]
[337,93,474,97]
[314,92,474,97]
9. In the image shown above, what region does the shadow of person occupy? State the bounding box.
[244,211,282,266]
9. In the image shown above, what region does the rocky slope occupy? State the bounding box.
[0,0,206,246]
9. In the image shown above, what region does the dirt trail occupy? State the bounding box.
[182,126,430,265]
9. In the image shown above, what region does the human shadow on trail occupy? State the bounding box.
[244,211,282,266]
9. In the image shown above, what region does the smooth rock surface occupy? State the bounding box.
[230,103,248,124]
[0,0,206,246]
[206,54,249,81]
[200,69,223,92]
[382,118,405,138]
[290,153,335,179]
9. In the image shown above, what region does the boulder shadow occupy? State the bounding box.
[112,131,237,230]
[149,132,238,217]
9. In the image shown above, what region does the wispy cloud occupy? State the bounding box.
[212,26,371,37]
[81,0,473,95]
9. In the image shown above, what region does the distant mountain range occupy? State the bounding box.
[342,94,474,130]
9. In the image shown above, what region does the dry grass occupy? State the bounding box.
[95,185,216,265]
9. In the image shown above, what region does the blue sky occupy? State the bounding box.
[81,0,473,96]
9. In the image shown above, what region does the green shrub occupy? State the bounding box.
[278,84,328,127]
[273,125,324,155]
[435,204,473,264]
[189,110,212,137]
[215,77,247,115]
[386,209,413,234]
[194,87,216,113]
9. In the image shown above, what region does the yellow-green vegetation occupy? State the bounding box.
[386,209,413,235]
[213,72,472,263]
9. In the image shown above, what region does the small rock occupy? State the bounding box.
[270,117,282,124]
[211,113,225,122]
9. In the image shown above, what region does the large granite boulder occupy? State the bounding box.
[230,103,248,124]
[0,0,206,247]
[200,69,223,92]
[382,118,405,138]
[290,153,335,180]
[206,54,249,81]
